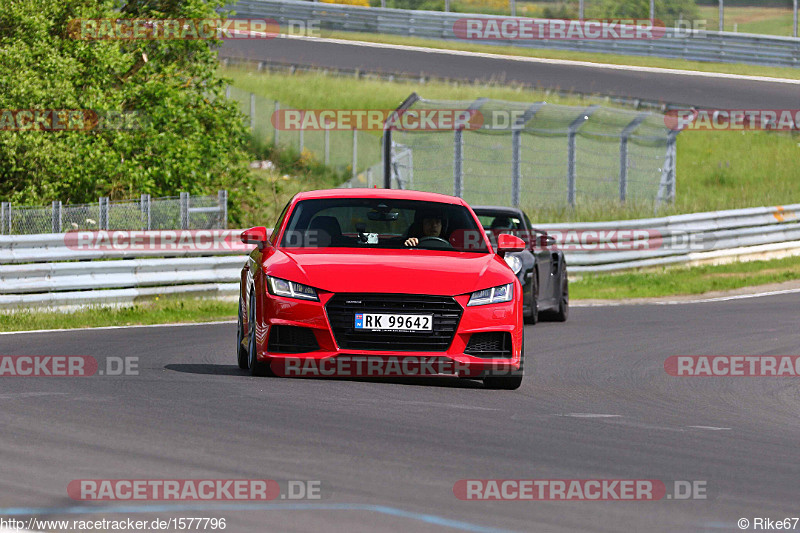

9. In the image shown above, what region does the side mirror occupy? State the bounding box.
[539,234,556,247]
[241,226,270,249]
[496,233,526,256]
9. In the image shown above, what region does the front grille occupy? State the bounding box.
[326,293,463,352]
[268,325,320,353]
[465,332,512,358]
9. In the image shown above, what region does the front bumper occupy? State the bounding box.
[256,291,523,378]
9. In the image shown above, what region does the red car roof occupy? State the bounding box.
[293,188,468,206]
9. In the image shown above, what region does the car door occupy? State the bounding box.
[523,211,556,306]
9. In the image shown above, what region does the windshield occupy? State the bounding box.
[475,211,533,248]
[280,198,489,253]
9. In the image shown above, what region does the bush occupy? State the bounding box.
[588,0,699,26]
[0,0,253,223]
[542,4,579,20]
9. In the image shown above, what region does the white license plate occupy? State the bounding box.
[354,313,432,331]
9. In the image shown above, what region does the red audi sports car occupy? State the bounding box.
[236,189,527,389]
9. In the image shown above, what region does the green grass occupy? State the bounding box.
[697,5,797,36]
[0,296,237,332]
[571,254,800,299]
[317,29,800,81]
[223,67,800,223]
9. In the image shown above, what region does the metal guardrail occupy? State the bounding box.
[0,229,250,310]
[1,204,799,309]
[538,204,800,272]
[233,0,800,68]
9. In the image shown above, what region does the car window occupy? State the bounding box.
[269,201,291,242]
[281,198,489,253]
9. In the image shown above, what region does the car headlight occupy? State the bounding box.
[267,276,319,301]
[504,254,522,274]
[467,283,514,306]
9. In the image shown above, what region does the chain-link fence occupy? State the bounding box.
[225,85,383,183]
[385,96,679,211]
[0,192,228,235]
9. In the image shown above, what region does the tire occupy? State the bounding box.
[541,261,569,323]
[553,271,569,323]
[236,296,248,369]
[248,290,274,377]
[523,270,538,325]
[483,336,524,390]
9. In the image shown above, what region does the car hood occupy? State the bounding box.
[267,248,514,296]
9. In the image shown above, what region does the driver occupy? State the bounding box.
[404,209,446,247]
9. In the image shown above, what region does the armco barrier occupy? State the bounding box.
[1,204,799,309]
[231,0,800,68]
[538,204,800,272]
[0,229,251,310]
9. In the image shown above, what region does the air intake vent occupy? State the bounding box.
[326,293,463,352]
[268,325,320,354]
[465,332,512,358]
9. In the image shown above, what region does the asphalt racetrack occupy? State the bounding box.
[219,36,800,109]
[2,291,800,532]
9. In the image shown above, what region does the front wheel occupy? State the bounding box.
[553,273,569,322]
[236,296,248,369]
[248,290,274,377]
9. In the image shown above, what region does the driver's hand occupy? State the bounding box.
[404,237,418,247]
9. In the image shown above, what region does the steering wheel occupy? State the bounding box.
[418,236,452,248]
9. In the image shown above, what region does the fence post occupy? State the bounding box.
[382,130,392,189]
[250,93,256,131]
[218,190,228,229]
[510,0,516,16]
[51,200,62,233]
[141,194,151,230]
[99,197,109,230]
[619,113,650,203]
[274,101,280,146]
[1,202,9,234]
[180,192,189,230]
[225,85,231,99]
[567,106,599,207]
[511,128,521,207]
[352,129,358,180]
[656,131,679,208]
[324,128,330,165]
[299,128,304,154]
[453,128,463,198]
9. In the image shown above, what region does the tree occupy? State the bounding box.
[0,0,251,219]
[588,0,699,26]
